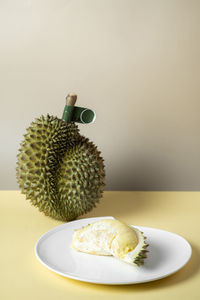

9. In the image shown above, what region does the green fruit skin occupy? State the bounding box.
[16,115,105,221]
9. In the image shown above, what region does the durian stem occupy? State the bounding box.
[66,94,77,106]
[62,94,77,122]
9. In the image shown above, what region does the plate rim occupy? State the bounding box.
[34,216,192,285]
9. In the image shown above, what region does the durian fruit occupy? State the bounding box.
[16,96,105,221]
[72,219,149,266]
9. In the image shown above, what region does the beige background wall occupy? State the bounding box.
[0,0,200,190]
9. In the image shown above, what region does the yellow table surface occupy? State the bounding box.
[1,191,199,300]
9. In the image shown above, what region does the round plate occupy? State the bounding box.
[35,216,192,285]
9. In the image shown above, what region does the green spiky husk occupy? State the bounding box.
[16,115,105,221]
[132,230,149,266]
[133,242,149,266]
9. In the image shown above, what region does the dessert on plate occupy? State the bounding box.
[72,219,149,266]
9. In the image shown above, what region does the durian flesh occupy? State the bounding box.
[72,219,149,266]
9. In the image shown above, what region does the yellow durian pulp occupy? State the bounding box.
[72,219,149,266]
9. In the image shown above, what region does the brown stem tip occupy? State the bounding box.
[65,94,77,106]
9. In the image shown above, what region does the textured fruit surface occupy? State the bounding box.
[72,219,149,266]
[16,115,105,221]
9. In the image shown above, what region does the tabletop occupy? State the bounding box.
[1,191,199,300]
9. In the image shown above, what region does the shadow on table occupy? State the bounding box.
[82,191,161,220]
[56,243,199,293]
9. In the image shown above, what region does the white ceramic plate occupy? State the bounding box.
[35,216,192,285]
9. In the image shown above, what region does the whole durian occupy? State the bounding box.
[16,95,105,221]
